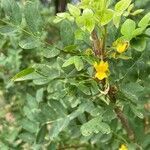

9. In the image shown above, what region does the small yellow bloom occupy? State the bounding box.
[94,61,109,80]
[116,41,129,53]
[113,39,129,53]
[119,144,128,150]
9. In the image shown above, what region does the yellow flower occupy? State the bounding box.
[94,61,109,80]
[119,144,128,150]
[116,41,129,53]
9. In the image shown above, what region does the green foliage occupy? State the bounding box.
[24,1,43,34]
[121,19,136,40]
[115,0,131,12]
[11,68,35,81]
[0,0,150,149]
[138,12,150,28]
[62,56,84,71]
[81,116,111,136]
[1,0,22,25]
[68,4,80,17]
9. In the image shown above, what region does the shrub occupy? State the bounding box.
[0,0,150,149]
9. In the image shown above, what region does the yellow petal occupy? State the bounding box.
[103,61,109,71]
[117,42,129,53]
[119,144,128,150]
[99,61,109,72]
[99,60,105,66]
[95,72,107,80]
[94,61,109,72]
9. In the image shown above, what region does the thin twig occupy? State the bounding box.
[108,86,135,141]
[114,107,135,140]
[91,29,102,59]
[102,25,107,52]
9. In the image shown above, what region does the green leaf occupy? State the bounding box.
[36,88,44,103]
[113,12,121,28]
[100,9,114,26]
[49,117,70,140]
[64,45,77,52]
[121,83,144,102]
[131,9,144,16]
[132,27,145,38]
[54,13,74,23]
[42,47,60,58]
[47,142,57,150]
[130,105,144,119]
[103,107,116,122]
[11,68,35,81]
[76,9,95,33]
[98,0,107,11]
[26,94,38,109]
[74,29,87,40]
[131,38,146,52]
[24,1,42,33]
[33,78,50,85]
[74,56,84,71]
[49,100,67,118]
[49,102,91,139]
[36,124,47,144]
[115,0,131,12]
[0,25,17,35]
[39,104,58,121]
[82,8,94,19]
[1,0,22,25]
[127,3,134,13]
[90,107,104,117]
[62,57,74,67]
[121,19,136,40]
[81,116,111,136]
[83,9,95,32]
[117,55,132,60]
[90,80,99,95]
[19,37,41,49]
[21,119,39,133]
[19,132,35,143]
[6,128,20,143]
[68,4,80,17]
[33,64,59,77]
[138,12,150,28]
[60,20,74,46]
[63,56,84,71]
[76,16,85,30]
[23,106,35,121]
[77,83,91,95]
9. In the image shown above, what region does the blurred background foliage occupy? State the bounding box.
[0,0,149,149]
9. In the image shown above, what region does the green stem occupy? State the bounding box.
[102,25,107,52]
